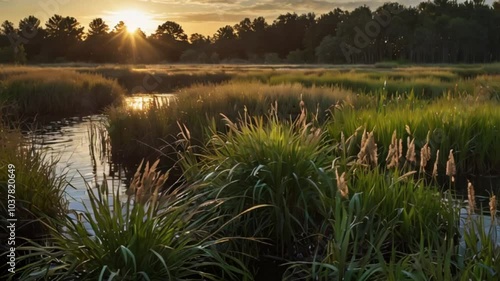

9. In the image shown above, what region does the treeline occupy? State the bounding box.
[1,0,500,64]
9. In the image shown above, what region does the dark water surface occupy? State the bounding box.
[29,115,127,213]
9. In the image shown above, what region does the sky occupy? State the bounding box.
[0,0,496,37]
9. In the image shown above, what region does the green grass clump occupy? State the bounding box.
[180,115,334,258]
[0,68,125,118]
[106,82,355,178]
[13,160,249,281]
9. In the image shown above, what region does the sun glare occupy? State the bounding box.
[110,9,152,34]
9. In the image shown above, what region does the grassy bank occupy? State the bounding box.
[0,67,125,118]
[0,116,67,277]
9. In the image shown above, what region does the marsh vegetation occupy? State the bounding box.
[1,64,499,280]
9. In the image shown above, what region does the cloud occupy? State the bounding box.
[172,12,250,23]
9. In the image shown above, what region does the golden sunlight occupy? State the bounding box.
[110,10,152,33]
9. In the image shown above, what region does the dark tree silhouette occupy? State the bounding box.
[44,15,84,60]
[1,20,15,35]
[16,16,44,60]
[154,21,187,41]
[88,18,109,36]
[1,0,499,63]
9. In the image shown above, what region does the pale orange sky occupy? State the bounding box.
[0,0,496,37]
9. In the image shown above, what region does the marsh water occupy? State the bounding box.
[29,115,127,213]
[27,95,174,215]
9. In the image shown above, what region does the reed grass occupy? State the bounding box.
[13,161,250,281]
[6,64,500,280]
[179,114,334,258]
[327,97,500,176]
[0,115,67,277]
[106,82,356,180]
[0,118,67,233]
[0,68,125,118]
[4,64,498,98]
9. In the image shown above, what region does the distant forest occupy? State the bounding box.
[1,1,500,64]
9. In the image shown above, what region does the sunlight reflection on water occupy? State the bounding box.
[125,94,175,110]
[29,115,127,213]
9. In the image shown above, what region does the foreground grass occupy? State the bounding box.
[9,111,500,280]
[0,116,67,276]
[13,161,249,281]
[0,67,125,118]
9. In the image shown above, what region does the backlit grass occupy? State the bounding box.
[106,82,356,179]
[0,67,125,118]
[5,64,500,280]
[327,96,500,176]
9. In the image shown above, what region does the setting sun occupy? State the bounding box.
[109,9,153,33]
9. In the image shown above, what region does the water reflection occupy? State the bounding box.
[126,94,175,110]
[28,115,127,213]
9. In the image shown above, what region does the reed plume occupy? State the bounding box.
[467,180,476,216]
[126,159,168,205]
[357,129,378,167]
[336,168,349,199]
[386,130,401,169]
[297,98,307,128]
[446,149,456,183]
[420,141,431,174]
[490,195,497,223]
[406,137,416,164]
[432,150,440,179]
